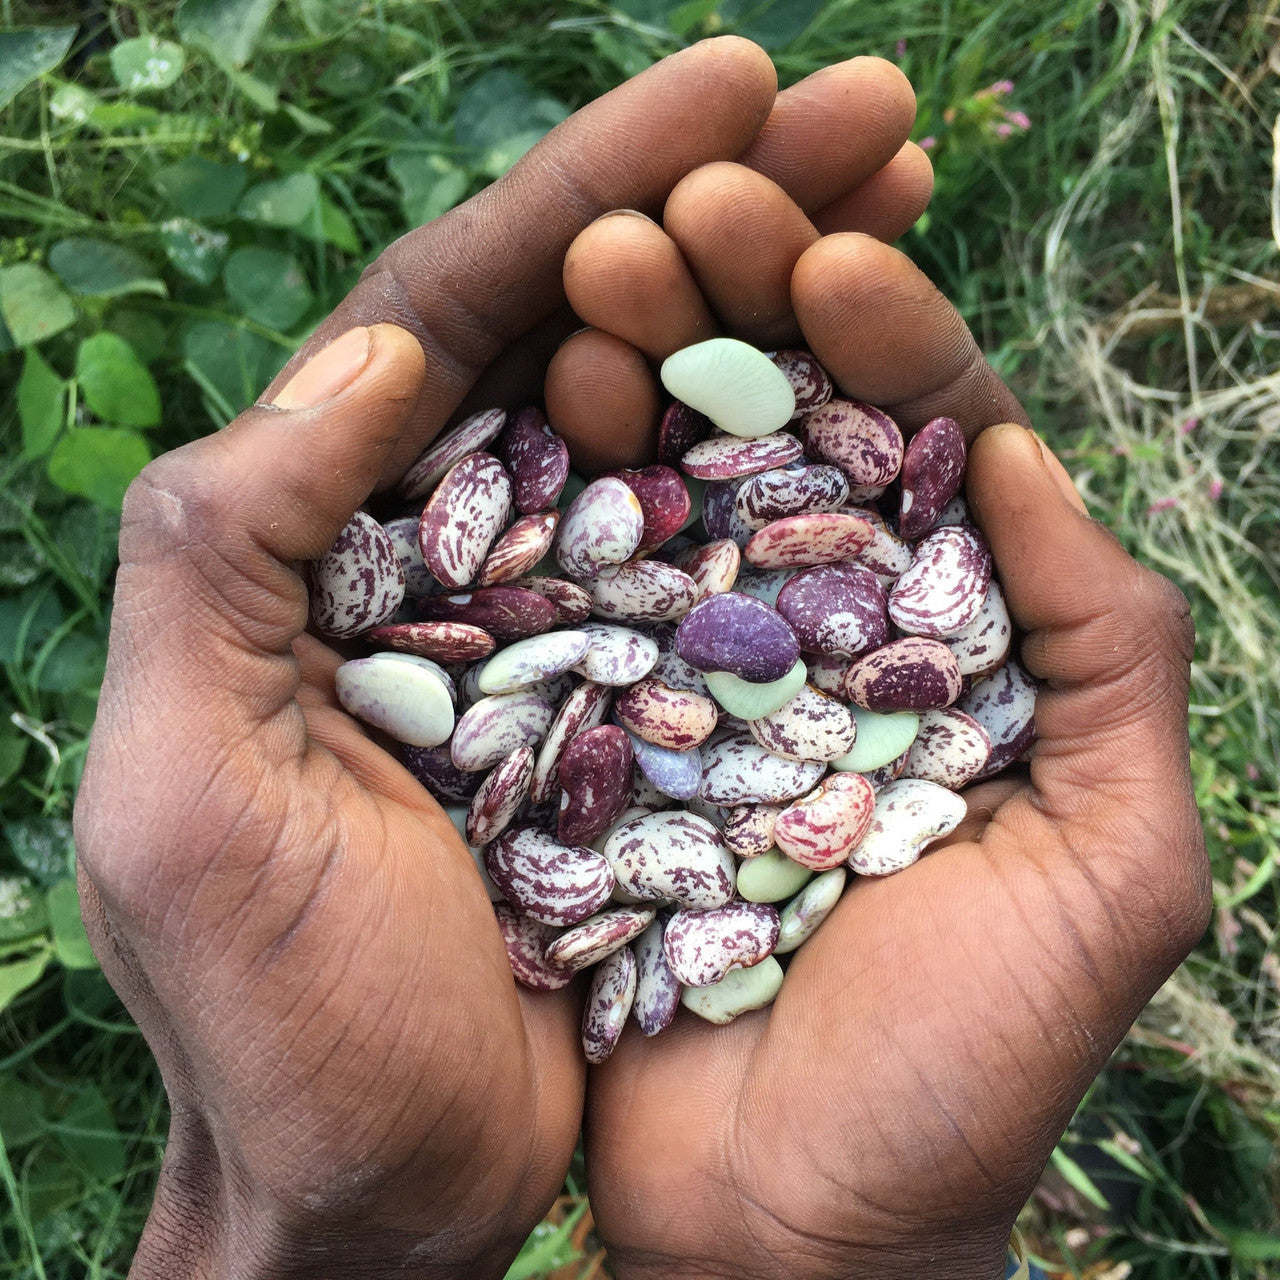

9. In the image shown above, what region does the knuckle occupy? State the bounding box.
[1131,569,1195,665]
[120,444,223,569]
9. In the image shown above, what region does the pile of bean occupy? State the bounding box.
[310,336,1037,1063]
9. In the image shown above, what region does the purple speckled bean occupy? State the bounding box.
[418,452,513,589]
[899,416,966,540]
[675,593,799,682]
[493,901,574,991]
[582,559,699,623]
[451,690,554,771]
[649,624,709,696]
[773,772,875,870]
[477,630,590,695]
[582,945,636,1063]
[734,464,850,530]
[311,511,405,638]
[903,707,991,790]
[701,479,754,548]
[731,565,797,608]
[399,407,507,501]
[888,525,992,638]
[658,400,713,466]
[663,902,780,988]
[671,539,740,604]
[508,576,594,625]
[931,495,972,529]
[943,580,1013,677]
[775,562,889,658]
[555,477,644,579]
[418,586,557,641]
[602,810,735,909]
[530,681,612,803]
[632,916,680,1036]
[743,512,874,570]
[799,399,903,489]
[477,510,559,587]
[805,653,852,697]
[495,407,570,514]
[774,867,846,954]
[626,730,704,801]
[558,725,635,846]
[382,515,437,597]
[367,621,495,664]
[680,432,804,481]
[601,465,691,551]
[484,826,615,925]
[748,684,858,763]
[770,349,833,419]
[631,773,670,810]
[615,677,718,751]
[401,742,482,803]
[545,904,657,973]
[852,508,914,584]
[848,778,967,876]
[721,803,781,857]
[959,659,1037,779]
[575,622,659,686]
[864,748,910,790]
[843,637,963,712]
[699,731,825,806]
[467,745,535,846]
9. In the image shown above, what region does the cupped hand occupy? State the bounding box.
[71,40,927,1280]
[573,206,1211,1278]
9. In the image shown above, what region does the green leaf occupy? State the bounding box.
[75,332,161,428]
[46,878,97,970]
[0,726,28,789]
[223,247,312,329]
[237,171,320,227]
[48,236,166,299]
[0,590,63,667]
[0,263,76,347]
[182,320,283,419]
[49,79,99,125]
[318,48,376,98]
[388,153,468,227]
[719,0,822,48]
[503,1202,587,1280]
[454,70,570,179]
[221,62,279,113]
[1049,1145,1111,1210]
[55,1084,125,1183]
[175,0,279,68]
[0,26,76,112]
[48,427,152,510]
[18,347,66,458]
[298,0,354,37]
[1219,1228,1280,1263]
[0,875,47,944]
[159,217,228,284]
[36,630,106,694]
[282,101,334,135]
[667,0,719,38]
[3,816,73,886]
[154,155,247,219]
[0,1078,47,1147]
[318,197,359,253]
[0,949,50,1013]
[109,35,186,92]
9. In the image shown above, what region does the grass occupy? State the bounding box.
[0,0,1277,1276]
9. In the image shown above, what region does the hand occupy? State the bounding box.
[568,189,1212,1279]
[72,40,929,1280]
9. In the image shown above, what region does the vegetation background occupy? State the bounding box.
[0,0,1276,1275]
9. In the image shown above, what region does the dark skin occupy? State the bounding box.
[72,37,1209,1280]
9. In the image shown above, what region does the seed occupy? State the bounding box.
[601,810,735,909]
[484,826,615,926]
[663,901,780,987]
[632,916,681,1036]
[660,338,796,439]
[399,407,507,502]
[680,955,784,1024]
[774,868,846,954]
[419,452,513,589]
[582,945,637,1063]
[847,778,967,876]
[736,847,813,903]
[555,476,645,578]
[675,593,799,683]
[898,416,966,541]
[311,510,405,638]
[334,653,454,748]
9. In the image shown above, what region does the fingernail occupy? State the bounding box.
[271,328,372,410]
[556,325,595,351]
[596,208,657,225]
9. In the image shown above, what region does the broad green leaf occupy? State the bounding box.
[48,426,152,510]
[454,70,569,179]
[109,35,186,92]
[237,171,320,227]
[159,217,228,284]
[389,153,468,227]
[175,0,279,68]
[0,725,28,788]
[154,155,247,219]
[282,101,334,135]
[36,630,107,694]
[49,236,166,299]
[46,878,97,970]
[22,1151,82,1223]
[220,60,280,113]
[55,1084,125,1183]
[0,875,46,943]
[224,247,312,329]
[0,949,50,1013]
[1219,1228,1280,1263]
[49,79,98,124]
[106,309,168,364]
[0,263,76,347]
[0,1078,46,1147]
[0,26,76,112]
[17,347,66,458]
[75,332,161,428]
[318,48,376,98]
[318,197,359,253]
[0,590,63,667]
[85,99,161,130]
[298,0,353,37]
[3,816,72,887]
[0,535,44,588]
[667,0,719,37]
[720,0,822,47]
[182,320,283,420]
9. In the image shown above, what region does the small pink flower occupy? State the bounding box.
[919,135,936,151]
[896,38,907,58]
[1246,763,1260,782]
[1147,496,1179,514]
[1006,110,1031,130]
[1208,478,1224,500]
[976,79,1014,98]
[1180,416,1199,434]
[994,122,1013,138]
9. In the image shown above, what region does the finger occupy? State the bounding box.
[737,58,917,213]
[452,305,580,422]
[664,163,818,347]
[563,212,719,360]
[812,142,933,240]
[967,425,1206,893]
[264,38,776,485]
[791,233,1029,437]
[545,329,661,471]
